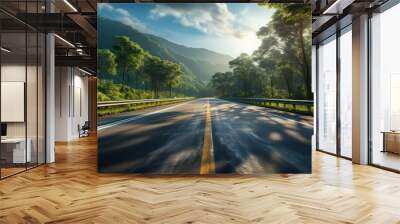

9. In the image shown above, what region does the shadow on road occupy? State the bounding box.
[98,98,313,175]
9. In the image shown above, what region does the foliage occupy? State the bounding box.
[98,17,232,83]
[164,61,184,97]
[211,72,233,96]
[97,79,185,102]
[229,54,264,97]
[211,4,312,100]
[143,56,165,98]
[99,36,189,99]
[97,49,117,77]
[97,5,311,101]
[259,3,312,98]
[112,36,145,86]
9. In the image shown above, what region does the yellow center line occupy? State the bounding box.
[200,99,215,175]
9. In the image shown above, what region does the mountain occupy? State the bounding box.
[98,17,233,83]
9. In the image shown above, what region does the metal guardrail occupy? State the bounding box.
[97,97,193,108]
[226,97,314,114]
[229,97,313,106]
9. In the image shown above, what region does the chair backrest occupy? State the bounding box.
[82,121,90,129]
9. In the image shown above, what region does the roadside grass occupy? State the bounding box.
[97,99,191,117]
[234,100,313,116]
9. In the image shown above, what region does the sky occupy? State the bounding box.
[98,3,275,58]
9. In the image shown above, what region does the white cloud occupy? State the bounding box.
[97,3,112,11]
[150,3,252,39]
[237,6,273,34]
[98,3,150,34]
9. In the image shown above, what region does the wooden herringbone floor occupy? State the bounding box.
[1,135,400,224]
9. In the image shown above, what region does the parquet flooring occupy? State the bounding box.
[1,135,400,223]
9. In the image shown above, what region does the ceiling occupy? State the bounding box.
[311,0,390,43]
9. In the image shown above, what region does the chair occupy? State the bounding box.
[78,121,90,138]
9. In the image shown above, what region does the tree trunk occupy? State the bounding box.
[152,80,156,98]
[121,61,127,85]
[135,73,138,89]
[270,76,274,98]
[283,74,292,98]
[155,81,159,98]
[127,71,130,86]
[298,23,312,99]
[169,84,172,97]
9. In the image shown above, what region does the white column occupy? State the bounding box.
[55,67,73,141]
[46,33,55,163]
[352,14,369,164]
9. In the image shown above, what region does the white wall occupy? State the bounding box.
[55,66,70,141]
[72,72,89,138]
[54,67,89,141]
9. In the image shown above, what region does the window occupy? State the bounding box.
[370,3,400,171]
[0,2,46,179]
[317,35,337,154]
[339,26,352,158]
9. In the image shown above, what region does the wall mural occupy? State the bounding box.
[97,3,313,174]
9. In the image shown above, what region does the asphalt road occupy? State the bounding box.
[98,98,313,174]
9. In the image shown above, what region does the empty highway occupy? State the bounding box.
[98,98,313,174]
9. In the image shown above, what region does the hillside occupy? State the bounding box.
[98,17,232,82]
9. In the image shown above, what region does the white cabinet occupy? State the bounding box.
[1,138,31,163]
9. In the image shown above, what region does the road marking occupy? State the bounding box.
[98,100,195,131]
[200,99,216,174]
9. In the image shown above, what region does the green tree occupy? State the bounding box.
[112,36,145,86]
[143,56,166,98]
[209,5,310,100]
[97,49,117,78]
[143,56,184,98]
[264,4,312,99]
[253,27,280,97]
[211,72,233,97]
[164,61,183,97]
[229,53,262,97]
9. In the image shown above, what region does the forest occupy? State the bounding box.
[97,4,311,101]
[98,36,191,101]
[211,4,312,99]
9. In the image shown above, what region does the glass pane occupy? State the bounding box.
[371,4,400,171]
[0,1,46,178]
[27,31,38,169]
[340,28,352,158]
[318,36,337,154]
[1,31,27,177]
